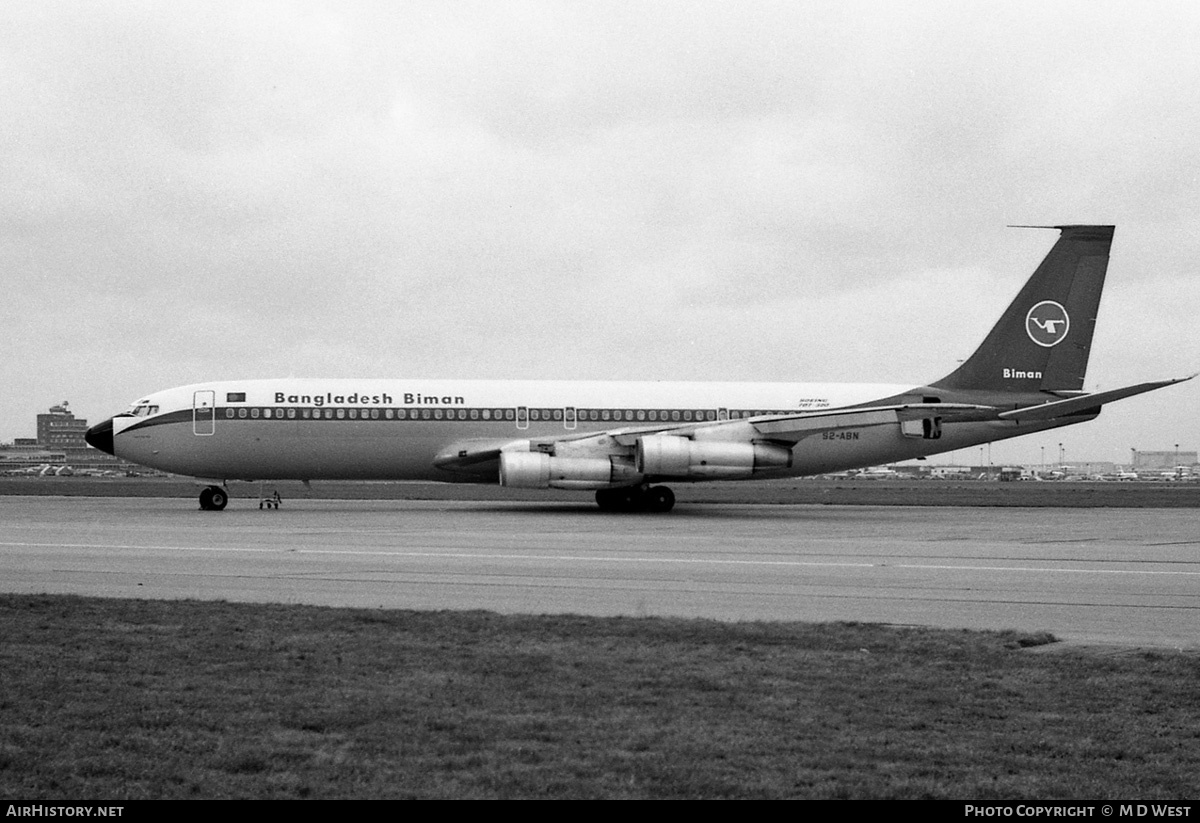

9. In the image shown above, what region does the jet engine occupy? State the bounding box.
[499,451,642,490]
[636,435,791,478]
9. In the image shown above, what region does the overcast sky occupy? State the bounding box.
[3,0,1198,466]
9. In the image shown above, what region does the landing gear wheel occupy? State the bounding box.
[592,487,628,513]
[595,485,675,513]
[645,485,675,513]
[199,486,229,511]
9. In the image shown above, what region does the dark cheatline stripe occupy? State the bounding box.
[120,409,193,434]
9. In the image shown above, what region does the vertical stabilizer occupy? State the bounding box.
[932,225,1114,393]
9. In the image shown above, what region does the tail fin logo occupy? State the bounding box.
[1026,300,1070,347]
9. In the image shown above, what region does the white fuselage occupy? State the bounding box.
[108,378,1076,483]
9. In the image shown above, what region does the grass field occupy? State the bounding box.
[2,594,1198,799]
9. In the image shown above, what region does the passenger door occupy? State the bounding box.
[193,390,216,436]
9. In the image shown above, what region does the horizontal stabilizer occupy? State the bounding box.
[998,375,1195,422]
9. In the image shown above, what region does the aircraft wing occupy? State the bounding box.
[598,402,995,446]
[435,403,993,470]
[431,403,991,475]
[738,403,992,443]
[997,375,1195,422]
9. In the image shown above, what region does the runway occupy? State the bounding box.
[1,497,1197,649]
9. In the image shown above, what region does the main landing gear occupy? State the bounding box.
[199,486,229,511]
[595,485,676,513]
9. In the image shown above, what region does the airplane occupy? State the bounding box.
[854,467,899,479]
[84,225,1191,512]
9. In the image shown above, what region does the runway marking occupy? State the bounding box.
[5,542,1200,577]
[892,563,1200,576]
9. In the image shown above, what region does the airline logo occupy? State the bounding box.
[1025,300,1070,347]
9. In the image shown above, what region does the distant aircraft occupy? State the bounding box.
[855,467,899,479]
[85,225,1191,512]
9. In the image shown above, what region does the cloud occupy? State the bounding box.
[1,1,1197,463]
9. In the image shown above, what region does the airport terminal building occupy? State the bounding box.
[0,402,128,473]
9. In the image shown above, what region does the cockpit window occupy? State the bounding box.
[130,402,160,417]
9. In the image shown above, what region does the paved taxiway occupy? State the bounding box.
[1,497,1197,648]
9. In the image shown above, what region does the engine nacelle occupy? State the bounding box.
[635,435,791,479]
[499,451,641,490]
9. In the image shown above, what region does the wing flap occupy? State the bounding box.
[747,403,993,443]
[601,403,994,446]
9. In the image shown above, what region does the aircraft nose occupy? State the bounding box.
[85,418,115,455]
